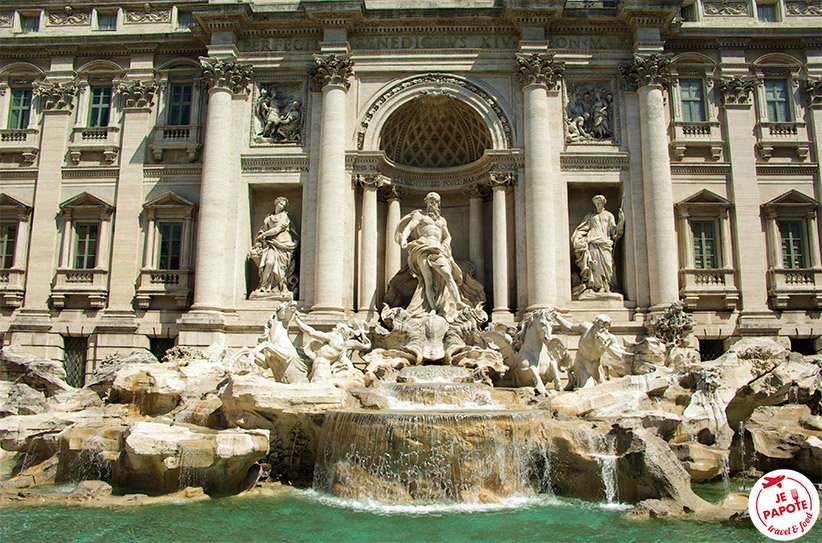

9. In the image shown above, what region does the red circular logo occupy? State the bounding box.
[749,470,820,540]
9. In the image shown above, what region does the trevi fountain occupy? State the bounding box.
[0,191,819,542]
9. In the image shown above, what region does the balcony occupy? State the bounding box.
[767,268,822,309]
[67,126,120,165]
[755,122,810,160]
[669,121,723,160]
[135,268,193,309]
[679,268,740,310]
[0,129,39,165]
[0,268,25,307]
[51,268,109,308]
[150,125,201,162]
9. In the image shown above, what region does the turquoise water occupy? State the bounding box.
[0,488,790,543]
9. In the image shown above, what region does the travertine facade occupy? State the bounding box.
[1,0,821,382]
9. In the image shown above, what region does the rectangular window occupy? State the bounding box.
[149,337,177,362]
[98,12,117,31]
[89,87,112,127]
[757,3,777,21]
[167,84,192,126]
[0,224,17,269]
[74,223,98,269]
[177,10,195,28]
[779,221,806,269]
[158,222,182,270]
[62,336,87,388]
[764,80,791,122]
[691,221,718,269]
[680,3,696,21]
[20,15,39,34]
[679,79,705,123]
[8,89,32,130]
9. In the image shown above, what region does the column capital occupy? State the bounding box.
[200,58,253,95]
[806,78,822,109]
[462,183,490,199]
[355,173,389,190]
[115,80,157,110]
[620,54,672,91]
[489,171,517,189]
[33,82,76,111]
[379,184,408,201]
[516,52,564,90]
[308,53,354,92]
[719,75,757,107]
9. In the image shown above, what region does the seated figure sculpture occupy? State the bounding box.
[395,192,469,321]
[571,195,624,296]
[550,310,628,389]
[294,313,371,382]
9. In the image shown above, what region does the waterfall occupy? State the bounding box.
[592,434,618,504]
[738,421,746,491]
[179,447,207,491]
[381,383,508,411]
[313,409,553,503]
[719,456,731,497]
[77,433,110,482]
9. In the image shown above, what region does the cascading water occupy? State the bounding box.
[719,456,731,497]
[77,433,111,482]
[738,421,747,491]
[583,432,619,505]
[312,370,555,504]
[178,447,209,490]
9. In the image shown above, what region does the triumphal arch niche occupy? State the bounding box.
[353,74,519,320]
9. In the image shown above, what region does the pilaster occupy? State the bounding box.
[382,184,407,288]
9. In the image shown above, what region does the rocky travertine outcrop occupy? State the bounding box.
[671,442,729,482]
[0,382,48,417]
[0,349,73,396]
[112,421,269,495]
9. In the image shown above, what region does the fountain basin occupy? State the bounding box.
[380,383,525,410]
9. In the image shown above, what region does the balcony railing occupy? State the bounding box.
[755,122,810,160]
[68,126,120,165]
[51,268,109,308]
[669,121,723,160]
[135,268,193,308]
[679,267,740,309]
[767,267,822,309]
[0,268,25,307]
[0,128,39,165]
[150,125,201,162]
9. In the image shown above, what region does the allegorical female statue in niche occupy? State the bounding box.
[571,195,624,296]
[249,196,298,298]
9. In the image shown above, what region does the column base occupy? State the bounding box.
[491,309,515,325]
[177,310,228,347]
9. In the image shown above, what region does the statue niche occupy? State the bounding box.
[253,83,303,144]
[248,196,298,300]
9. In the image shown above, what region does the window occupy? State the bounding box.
[89,87,112,127]
[20,15,39,34]
[62,336,87,388]
[167,84,192,126]
[680,3,696,21]
[177,10,195,28]
[98,12,117,31]
[764,80,790,122]
[698,339,725,361]
[8,89,32,130]
[679,79,705,122]
[74,223,98,269]
[149,337,176,361]
[779,221,806,269]
[158,222,182,270]
[757,3,777,21]
[691,221,718,269]
[0,223,16,269]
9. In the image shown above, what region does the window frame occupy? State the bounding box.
[8,88,32,130]
[0,222,17,270]
[756,2,778,22]
[678,78,706,123]
[763,79,791,122]
[167,83,193,126]
[88,86,113,128]
[96,10,118,31]
[157,221,183,270]
[18,13,41,34]
[73,222,99,270]
[690,219,719,270]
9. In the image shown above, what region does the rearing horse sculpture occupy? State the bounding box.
[483,309,571,394]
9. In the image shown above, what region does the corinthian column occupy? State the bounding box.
[517,52,564,309]
[382,184,407,286]
[621,55,679,309]
[192,59,252,311]
[463,183,489,286]
[357,173,386,315]
[309,54,354,314]
[489,172,516,317]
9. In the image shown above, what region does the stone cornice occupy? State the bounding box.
[756,164,819,177]
[33,82,76,111]
[516,52,564,90]
[308,53,354,91]
[560,152,630,172]
[240,156,310,174]
[200,58,253,94]
[143,166,204,178]
[670,164,732,176]
[620,54,673,91]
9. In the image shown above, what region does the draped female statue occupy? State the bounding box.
[249,196,298,298]
[571,195,624,295]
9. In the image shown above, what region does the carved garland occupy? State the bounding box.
[357,73,514,150]
[125,4,171,24]
[307,54,354,91]
[786,1,822,15]
[620,54,673,90]
[116,80,157,109]
[47,7,90,26]
[33,82,76,111]
[703,1,750,15]
[719,76,757,105]
[488,171,517,188]
[515,52,565,90]
[201,59,253,95]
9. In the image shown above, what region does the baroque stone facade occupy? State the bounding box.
[1,0,822,379]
